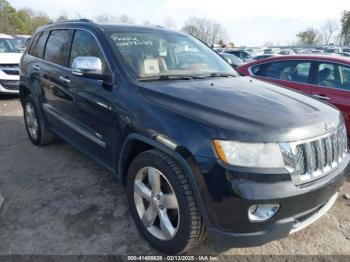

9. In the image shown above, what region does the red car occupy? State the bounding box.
[237,55,350,134]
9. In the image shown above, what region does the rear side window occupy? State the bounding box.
[44,30,71,66]
[316,62,350,91]
[28,31,49,58]
[253,60,311,84]
[340,65,350,89]
[316,63,338,88]
[69,30,107,72]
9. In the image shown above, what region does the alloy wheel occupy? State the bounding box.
[25,103,39,140]
[133,167,180,240]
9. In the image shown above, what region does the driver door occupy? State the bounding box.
[65,29,117,167]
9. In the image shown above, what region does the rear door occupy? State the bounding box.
[250,60,313,94]
[40,29,75,132]
[22,31,49,101]
[310,61,350,132]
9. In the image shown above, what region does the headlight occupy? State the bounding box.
[213,140,284,168]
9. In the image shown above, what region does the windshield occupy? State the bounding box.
[0,38,21,53]
[107,31,237,80]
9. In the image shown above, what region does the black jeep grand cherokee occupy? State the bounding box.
[19,19,349,254]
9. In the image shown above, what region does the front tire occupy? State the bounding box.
[23,95,56,146]
[126,149,205,254]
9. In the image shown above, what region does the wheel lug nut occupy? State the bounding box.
[156,195,160,200]
[159,205,164,210]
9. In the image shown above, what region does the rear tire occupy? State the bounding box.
[23,95,56,146]
[126,149,206,254]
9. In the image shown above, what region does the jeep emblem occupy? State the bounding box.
[324,122,336,131]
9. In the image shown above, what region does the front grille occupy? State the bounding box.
[290,125,347,185]
[0,80,19,90]
[0,64,19,75]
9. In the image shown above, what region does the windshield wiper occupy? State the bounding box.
[138,75,193,81]
[138,72,237,81]
[195,72,237,79]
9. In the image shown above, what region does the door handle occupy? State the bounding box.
[59,76,71,84]
[96,101,112,110]
[313,94,330,100]
[33,64,40,70]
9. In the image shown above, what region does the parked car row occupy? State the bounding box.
[215,45,350,63]
[218,52,244,68]
[237,54,350,135]
[17,20,350,254]
[0,33,23,94]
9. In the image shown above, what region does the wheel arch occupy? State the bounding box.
[118,133,210,226]
[20,83,49,128]
[19,84,31,106]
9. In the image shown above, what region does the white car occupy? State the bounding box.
[0,34,22,94]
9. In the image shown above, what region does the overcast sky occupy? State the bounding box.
[8,0,350,46]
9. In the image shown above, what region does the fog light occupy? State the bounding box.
[248,204,280,222]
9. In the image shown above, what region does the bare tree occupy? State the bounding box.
[263,41,274,47]
[341,11,350,45]
[56,11,69,22]
[162,17,176,29]
[143,20,151,26]
[55,11,84,22]
[94,14,135,24]
[320,19,340,45]
[296,28,321,45]
[181,17,227,46]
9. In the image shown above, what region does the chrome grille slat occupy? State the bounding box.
[289,125,348,186]
[316,140,325,169]
[304,143,317,173]
[311,142,318,171]
[294,145,305,175]
[333,133,339,162]
[325,136,332,167]
[317,140,326,170]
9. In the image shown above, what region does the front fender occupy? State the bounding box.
[118,133,211,226]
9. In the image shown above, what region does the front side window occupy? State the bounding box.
[316,62,350,91]
[107,31,235,80]
[44,30,70,66]
[253,60,311,84]
[28,31,49,58]
[69,30,107,73]
[0,38,21,53]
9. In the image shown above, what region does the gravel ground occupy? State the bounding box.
[0,95,349,256]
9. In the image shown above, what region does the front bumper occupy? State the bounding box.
[0,73,20,94]
[207,192,339,249]
[0,82,19,94]
[194,152,349,249]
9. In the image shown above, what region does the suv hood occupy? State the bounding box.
[0,53,22,64]
[139,76,342,142]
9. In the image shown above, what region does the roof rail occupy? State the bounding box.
[47,18,93,25]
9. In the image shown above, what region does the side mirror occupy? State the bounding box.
[72,56,105,80]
